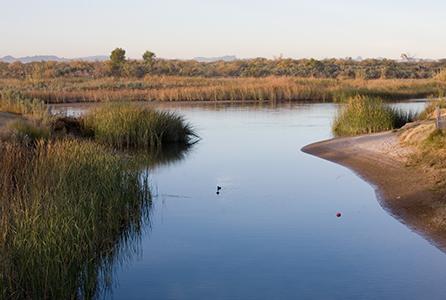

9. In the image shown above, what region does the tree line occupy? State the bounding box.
[1,48,445,80]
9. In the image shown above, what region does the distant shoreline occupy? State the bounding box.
[302,130,446,252]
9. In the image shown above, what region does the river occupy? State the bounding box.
[55,100,446,299]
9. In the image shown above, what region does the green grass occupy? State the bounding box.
[333,95,416,136]
[409,129,446,170]
[0,89,48,120]
[0,96,196,298]
[0,139,151,299]
[424,129,446,148]
[83,103,196,149]
[6,120,50,143]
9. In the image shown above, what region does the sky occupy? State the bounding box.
[1,0,445,60]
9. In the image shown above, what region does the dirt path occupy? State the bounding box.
[302,131,446,252]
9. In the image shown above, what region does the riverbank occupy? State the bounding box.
[302,123,446,252]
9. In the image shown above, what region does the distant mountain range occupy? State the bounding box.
[0,55,239,63]
[0,55,109,63]
[193,55,238,62]
[3,54,431,64]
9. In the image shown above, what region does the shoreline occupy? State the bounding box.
[302,131,446,252]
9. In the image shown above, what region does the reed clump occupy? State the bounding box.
[418,98,446,120]
[0,139,151,299]
[6,119,51,143]
[435,69,446,82]
[83,103,196,149]
[333,95,416,136]
[0,89,48,120]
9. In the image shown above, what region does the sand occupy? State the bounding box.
[302,130,446,252]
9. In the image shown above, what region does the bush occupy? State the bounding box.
[333,95,415,136]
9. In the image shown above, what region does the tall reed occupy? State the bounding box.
[0,139,151,299]
[0,89,48,120]
[418,97,446,120]
[83,103,196,149]
[333,95,416,136]
[1,76,444,103]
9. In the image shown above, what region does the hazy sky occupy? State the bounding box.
[1,0,445,59]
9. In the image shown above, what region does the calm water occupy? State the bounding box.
[70,101,446,299]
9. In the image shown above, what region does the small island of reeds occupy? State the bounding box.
[332,95,416,136]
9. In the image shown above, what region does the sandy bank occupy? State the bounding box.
[302,129,446,252]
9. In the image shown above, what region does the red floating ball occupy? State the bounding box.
[336,213,342,218]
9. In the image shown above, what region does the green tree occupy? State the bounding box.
[109,48,126,76]
[142,51,156,74]
[143,51,156,64]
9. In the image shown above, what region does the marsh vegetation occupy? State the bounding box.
[83,104,196,149]
[2,52,446,79]
[0,93,195,298]
[332,95,416,136]
[0,90,47,119]
[0,90,196,148]
[401,98,446,172]
[2,49,446,104]
[1,76,444,104]
[0,139,152,299]
[1,51,445,298]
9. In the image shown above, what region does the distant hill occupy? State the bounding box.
[76,55,109,62]
[193,55,238,63]
[0,55,66,63]
[0,55,109,63]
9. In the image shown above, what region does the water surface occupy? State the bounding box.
[66,101,446,299]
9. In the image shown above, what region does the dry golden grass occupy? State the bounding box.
[1,76,444,103]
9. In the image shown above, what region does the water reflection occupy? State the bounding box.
[0,140,192,299]
[134,143,196,170]
[47,100,446,300]
[110,100,446,300]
